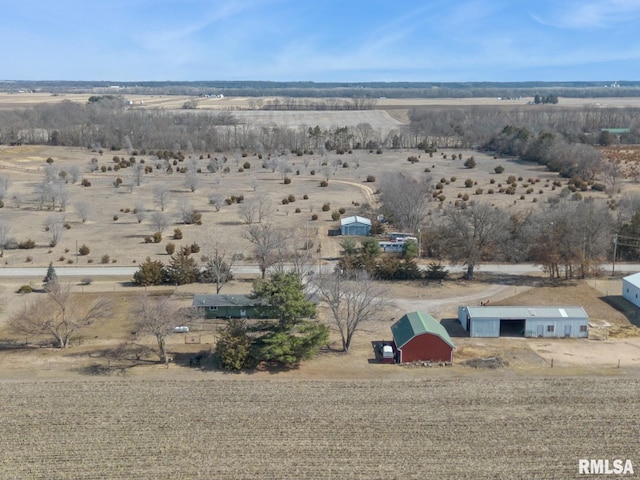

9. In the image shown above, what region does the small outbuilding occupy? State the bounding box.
[458,305,589,338]
[622,272,640,309]
[391,311,454,363]
[340,216,372,236]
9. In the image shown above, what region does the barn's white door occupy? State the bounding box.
[240,309,247,317]
[564,325,571,337]
[537,324,544,337]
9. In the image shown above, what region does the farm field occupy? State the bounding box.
[0,376,638,479]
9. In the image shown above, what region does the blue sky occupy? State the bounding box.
[2,0,640,82]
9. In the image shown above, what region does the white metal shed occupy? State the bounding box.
[458,305,589,338]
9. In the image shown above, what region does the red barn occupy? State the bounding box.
[391,311,454,363]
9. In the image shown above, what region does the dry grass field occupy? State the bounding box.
[0,376,638,479]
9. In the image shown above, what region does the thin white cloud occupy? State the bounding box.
[532,0,640,29]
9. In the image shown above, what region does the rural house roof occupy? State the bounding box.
[391,311,455,349]
[464,306,588,319]
[192,294,260,308]
[340,215,372,226]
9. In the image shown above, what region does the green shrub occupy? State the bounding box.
[173,228,183,240]
[78,244,90,255]
[366,175,376,182]
[17,285,33,294]
[331,210,340,221]
[283,177,292,184]
[153,232,162,243]
[166,243,176,255]
[311,214,318,221]
[322,203,331,212]
[101,254,110,264]
[464,179,474,188]
[319,180,328,187]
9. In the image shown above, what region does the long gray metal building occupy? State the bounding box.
[458,305,589,338]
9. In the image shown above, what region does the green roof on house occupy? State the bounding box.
[391,311,455,349]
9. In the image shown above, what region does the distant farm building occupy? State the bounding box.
[340,216,371,236]
[192,294,271,319]
[458,306,589,338]
[391,311,454,363]
[622,272,640,308]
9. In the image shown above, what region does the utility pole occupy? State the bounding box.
[612,234,618,276]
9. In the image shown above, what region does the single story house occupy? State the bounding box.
[391,311,455,363]
[622,272,640,309]
[340,216,371,236]
[458,305,589,338]
[192,294,272,319]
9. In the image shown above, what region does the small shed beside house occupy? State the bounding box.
[192,294,269,319]
[340,216,372,236]
[391,311,455,363]
[458,305,589,338]
[622,272,640,309]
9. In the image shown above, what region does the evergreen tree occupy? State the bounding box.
[43,262,58,286]
[250,272,328,367]
[163,247,199,285]
[133,257,165,286]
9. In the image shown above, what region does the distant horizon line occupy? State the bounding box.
[2,80,639,86]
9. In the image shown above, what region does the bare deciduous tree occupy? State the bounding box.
[68,165,81,184]
[153,184,171,212]
[131,294,185,365]
[314,272,388,352]
[200,242,236,294]
[9,282,112,348]
[134,201,146,224]
[149,211,169,233]
[184,168,199,192]
[442,202,509,280]
[132,163,145,187]
[44,215,65,247]
[380,172,432,232]
[74,201,91,223]
[239,195,272,225]
[0,221,10,257]
[0,175,10,203]
[244,223,283,279]
[208,192,224,212]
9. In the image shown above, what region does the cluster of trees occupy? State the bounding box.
[408,106,640,151]
[483,126,603,179]
[533,94,559,104]
[216,272,328,369]
[133,246,233,292]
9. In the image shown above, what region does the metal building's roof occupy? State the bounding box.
[391,311,455,349]
[465,306,588,320]
[623,272,640,288]
[340,215,372,226]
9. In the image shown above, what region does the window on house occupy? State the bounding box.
[580,325,587,332]
[547,325,554,333]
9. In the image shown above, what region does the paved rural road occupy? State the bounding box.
[0,263,638,278]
